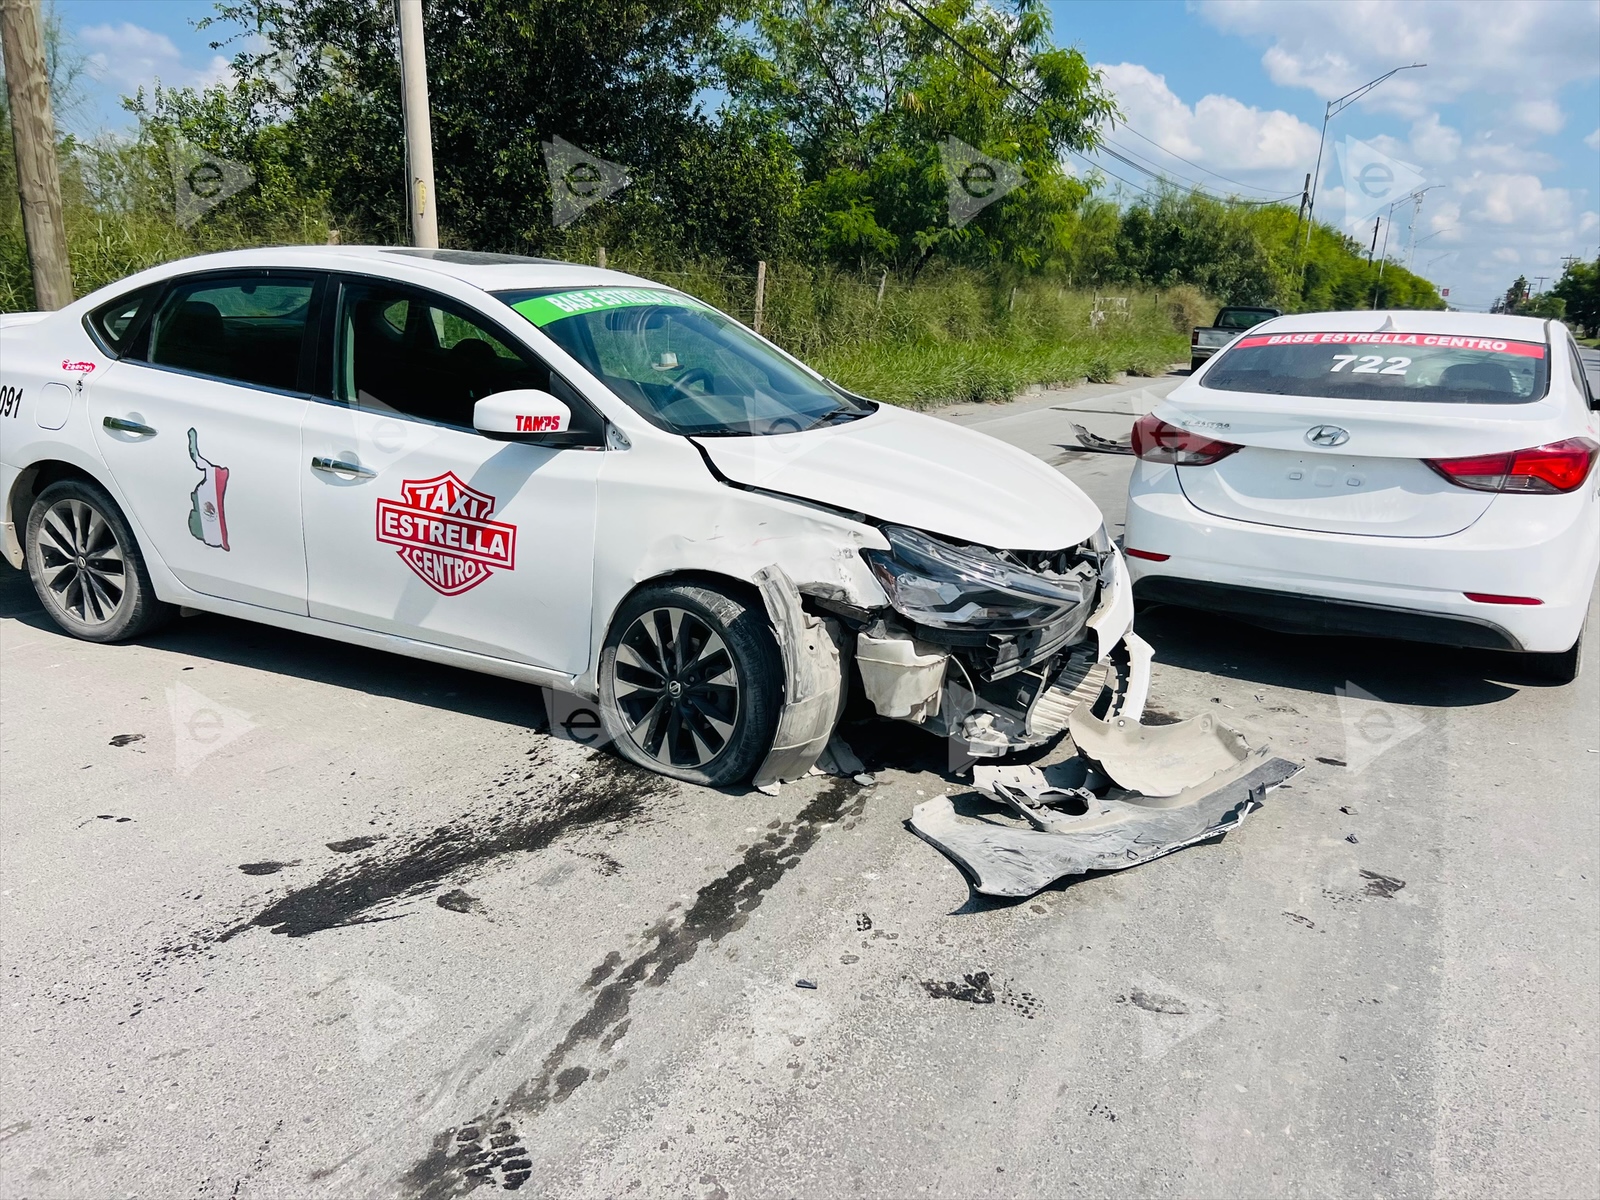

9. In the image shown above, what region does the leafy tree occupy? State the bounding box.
[1552,256,1600,337]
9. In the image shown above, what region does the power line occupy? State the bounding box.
[1112,122,1299,196]
[896,0,1300,209]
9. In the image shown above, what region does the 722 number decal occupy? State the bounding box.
[1330,354,1411,375]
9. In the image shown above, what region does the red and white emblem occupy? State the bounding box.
[375,472,517,595]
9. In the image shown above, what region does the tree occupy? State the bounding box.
[723,0,1114,273]
[1500,274,1530,312]
[1552,256,1599,337]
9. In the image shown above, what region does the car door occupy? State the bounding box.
[299,275,602,673]
[88,271,322,614]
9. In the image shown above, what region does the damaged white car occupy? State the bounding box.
[0,247,1152,791]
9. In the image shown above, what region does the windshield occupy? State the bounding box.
[1202,331,1549,404]
[497,287,873,436]
[1215,308,1276,330]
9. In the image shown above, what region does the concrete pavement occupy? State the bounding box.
[2,371,1596,1199]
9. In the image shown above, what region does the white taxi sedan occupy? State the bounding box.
[0,247,1146,785]
[1125,312,1599,682]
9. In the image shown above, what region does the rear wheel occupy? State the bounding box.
[24,479,173,643]
[1522,629,1583,684]
[598,582,782,786]
[1189,356,1205,373]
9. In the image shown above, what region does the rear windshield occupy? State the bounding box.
[1202,332,1549,404]
[1215,308,1276,330]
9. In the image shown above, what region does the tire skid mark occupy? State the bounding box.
[399,778,869,1199]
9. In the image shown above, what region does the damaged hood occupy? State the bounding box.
[693,405,1102,551]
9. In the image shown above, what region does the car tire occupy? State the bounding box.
[1189,356,1205,373]
[24,479,174,643]
[1522,630,1583,685]
[598,581,783,787]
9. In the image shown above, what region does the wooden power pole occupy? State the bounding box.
[395,0,437,248]
[0,0,73,308]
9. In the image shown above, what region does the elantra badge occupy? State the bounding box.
[1306,425,1350,447]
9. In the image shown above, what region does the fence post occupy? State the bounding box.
[753,260,767,334]
[876,267,887,307]
[596,246,606,268]
[1009,285,1017,312]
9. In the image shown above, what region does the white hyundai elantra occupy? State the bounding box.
[1124,311,1599,682]
[0,247,1147,787]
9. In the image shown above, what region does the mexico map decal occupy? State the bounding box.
[376,472,517,595]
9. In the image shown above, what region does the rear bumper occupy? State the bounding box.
[1125,466,1599,653]
[1133,576,1520,649]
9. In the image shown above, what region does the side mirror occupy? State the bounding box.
[473,389,571,440]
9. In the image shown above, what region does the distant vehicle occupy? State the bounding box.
[1191,306,1282,372]
[0,247,1146,787]
[1126,311,1599,682]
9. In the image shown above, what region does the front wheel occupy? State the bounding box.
[24,479,174,643]
[598,582,783,786]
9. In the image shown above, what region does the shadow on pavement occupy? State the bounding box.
[1136,601,1547,702]
[0,562,548,732]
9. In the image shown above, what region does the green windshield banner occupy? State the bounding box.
[510,287,711,327]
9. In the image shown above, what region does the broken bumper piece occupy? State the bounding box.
[911,750,1300,898]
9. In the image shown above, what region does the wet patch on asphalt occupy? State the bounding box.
[920,970,1040,1018]
[326,835,384,854]
[1359,869,1406,899]
[238,860,300,876]
[400,777,871,1199]
[218,755,667,940]
[436,889,484,915]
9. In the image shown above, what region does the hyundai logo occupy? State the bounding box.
[1307,425,1351,447]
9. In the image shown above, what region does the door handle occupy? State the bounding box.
[103,416,156,437]
[311,455,376,479]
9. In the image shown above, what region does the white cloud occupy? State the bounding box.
[79,21,233,94]
[1096,61,1317,193]
[1586,128,1600,151]
[1200,0,1600,119]
[1408,113,1460,165]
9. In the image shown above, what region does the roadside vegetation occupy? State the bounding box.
[2,0,1469,405]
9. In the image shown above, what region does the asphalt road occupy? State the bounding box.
[3,373,1597,1199]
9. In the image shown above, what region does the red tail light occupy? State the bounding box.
[1426,438,1598,494]
[1131,415,1242,466]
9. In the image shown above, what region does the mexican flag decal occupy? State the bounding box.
[187,428,230,551]
[375,472,516,595]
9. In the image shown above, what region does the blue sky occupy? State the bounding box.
[48,0,1600,312]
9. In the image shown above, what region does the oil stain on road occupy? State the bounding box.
[400,777,872,1199]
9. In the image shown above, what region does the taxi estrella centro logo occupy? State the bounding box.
[375,472,516,595]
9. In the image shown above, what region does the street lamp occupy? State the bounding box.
[1298,63,1427,274]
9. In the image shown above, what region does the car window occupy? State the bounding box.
[333,279,597,436]
[1202,331,1550,404]
[1215,309,1276,330]
[498,286,872,437]
[143,275,315,392]
[1568,343,1592,400]
[87,285,160,355]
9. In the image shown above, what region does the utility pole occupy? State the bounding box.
[1367,216,1380,265]
[1403,186,1440,271]
[1298,63,1426,281]
[395,0,437,248]
[0,0,73,309]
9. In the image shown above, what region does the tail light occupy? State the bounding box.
[1131,414,1242,465]
[1426,438,1598,494]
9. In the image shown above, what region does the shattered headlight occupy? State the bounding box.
[864,525,1094,631]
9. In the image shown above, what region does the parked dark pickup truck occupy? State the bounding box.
[1190,305,1281,372]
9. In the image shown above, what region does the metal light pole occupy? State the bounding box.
[1298,63,1426,280]
[1370,187,1434,309]
[1403,185,1442,271]
[0,0,73,308]
[395,0,438,248]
